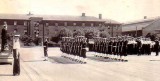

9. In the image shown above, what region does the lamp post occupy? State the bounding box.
[112,26,114,37]
[136,26,137,37]
[42,22,45,46]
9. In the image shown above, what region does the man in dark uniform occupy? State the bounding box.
[122,37,128,61]
[108,38,112,55]
[154,38,159,56]
[1,25,8,52]
[104,38,109,58]
[43,39,48,61]
[136,38,142,56]
[112,37,117,59]
[81,38,87,64]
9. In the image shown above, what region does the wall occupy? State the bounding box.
[143,18,160,36]
[122,30,142,37]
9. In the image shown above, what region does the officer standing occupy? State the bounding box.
[43,38,48,61]
[154,38,159,56]
[1,25,8,52]
[136,38,142,56]
[13,35,20,76]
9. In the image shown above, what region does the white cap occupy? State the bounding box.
[14,34,20,37]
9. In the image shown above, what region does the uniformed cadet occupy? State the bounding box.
[104,38,109,58]
[60,36,88,63]
[154,38,159,56]
[112,37,117,59]
[13,35,20,76]
[81,38,87,63]
[146,38,151,55]
[43,38,48,61]
[119,37,124,60]
[117,37,123,60]
[108,37,112,57]
[136,38,142,56]
[121,37,128,61]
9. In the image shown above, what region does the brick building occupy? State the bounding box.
[0,13,121,38]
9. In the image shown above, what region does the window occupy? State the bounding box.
[82,23,85,26]
[55,23,58,26]
[24,29,27,35]
[37,30,39,34]
[24,21,27,26]
[4,21,7,25]
[73,23,76,26]
[14,21,17,25]
[99,24,102,27]
[91,23,94,27]
[34,22,39,27]
[64,22,67,26]
[35,27,38,30]
[46,23,49,27]
[108,26,110,29]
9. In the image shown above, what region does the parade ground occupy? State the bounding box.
[0,47,160,81]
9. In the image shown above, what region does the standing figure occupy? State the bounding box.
[13,35,21,76]
[136,38,142,56]
[1,25,8,52]
[43,39,48,61]
[154,38,159,56]
[81,38,87,63]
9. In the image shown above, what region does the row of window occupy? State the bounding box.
[39,22,102,27]
[1,21,27,26]
[2,21,119,28]
[1,21,104,27]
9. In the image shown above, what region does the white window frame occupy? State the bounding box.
[64,22,67,26]
[46,23,49,27]
[14,21,17,25]
[91,23,94,27]
[82,23,85,26]
[24,21,27,26]
[55,23,58,26]
[73,23,76,26]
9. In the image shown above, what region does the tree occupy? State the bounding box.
[51,36,59,43]
[58,28,73,37]
[73,29,85,37]
[99,31,110,38]
[84,27,99,39]
[50,28,73,43]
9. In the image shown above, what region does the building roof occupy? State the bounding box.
[0,14,29,20]
[103,19,121,24]
[0,14,105,22]
[125,17,159,25]
[122,17,160,32]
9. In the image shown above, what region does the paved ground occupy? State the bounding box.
[0,46,160,81]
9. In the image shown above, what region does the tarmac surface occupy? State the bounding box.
[0,46,160,81]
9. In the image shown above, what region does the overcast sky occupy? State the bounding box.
[0,0,160,23]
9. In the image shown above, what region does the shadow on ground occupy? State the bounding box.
[150,60,160,61]
[23,60,44,62]
[0,74,13,76]
[48,56,81,64]
[87,56,123,62]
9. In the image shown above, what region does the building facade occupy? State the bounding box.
[0,13,121,38]
[121,17,160,37]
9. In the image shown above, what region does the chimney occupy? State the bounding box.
[82,13,85,17]
[144,16,147,19]
[99,14,102,19]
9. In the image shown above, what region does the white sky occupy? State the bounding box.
[0,0,160,23]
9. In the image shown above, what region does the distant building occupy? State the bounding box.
[0,13,121,38]
[122,17,160,37]
[104,19,121,37]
